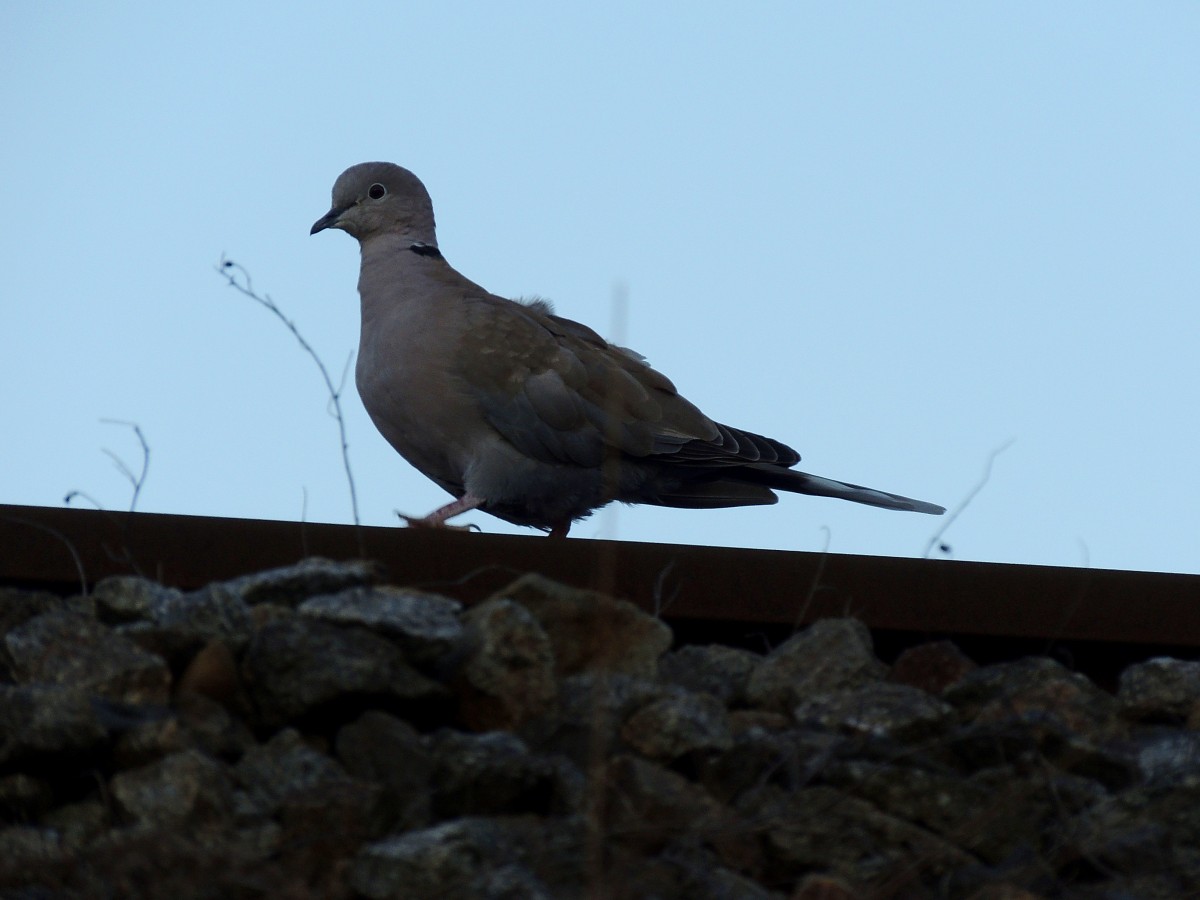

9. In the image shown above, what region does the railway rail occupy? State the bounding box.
[3,503,1197,684]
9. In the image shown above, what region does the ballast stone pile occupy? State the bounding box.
[2,558,1200,898]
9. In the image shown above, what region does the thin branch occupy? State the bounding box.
[99,418,150,513]
[215,256,362,538]
[63,490,104,509]
[923,438,1015,558]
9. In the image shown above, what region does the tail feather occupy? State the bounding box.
[754,467,945,514]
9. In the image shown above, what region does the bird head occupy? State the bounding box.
[310,161,437,245]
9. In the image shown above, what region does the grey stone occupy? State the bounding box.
[300,584,463,664]
[0,684,109,765]
[215,556,384,607]
[740,783,973,884]
[241,615,445,728]
[0,772,53,819]
[93,574,184,623]
[429,729,583,818]
[791,681,954,740]
[495,573,672,678]
[745,618,887,714]
[620,690,734,759]
[658,644,762,707]
[1136,731,1200,787]
[233,727,357,819]
[944,657,1122,740]
[1119,657,1200,722]
[456,598,557,731]
[351,817,521,900]
[5,610,170,705]
[336,711,435,830]
[116,582,253,665]
[110,749,234,828]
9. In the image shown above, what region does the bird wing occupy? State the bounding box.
[456,295,792,471]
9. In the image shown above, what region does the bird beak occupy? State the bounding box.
[310,205,349,235]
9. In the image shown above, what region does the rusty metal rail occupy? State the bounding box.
[5,503,1198,656]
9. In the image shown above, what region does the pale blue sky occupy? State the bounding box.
[3,3,1198,574]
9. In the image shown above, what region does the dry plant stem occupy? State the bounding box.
[99,419,150,514]
[795,525,832,631]
[216,257,362,539]
[1,515,88,597]
[65,420,150,514]
[923,438,1015,558]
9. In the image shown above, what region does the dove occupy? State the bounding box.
[311,162,944,537]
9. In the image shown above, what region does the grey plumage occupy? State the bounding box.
[312,162,944,536]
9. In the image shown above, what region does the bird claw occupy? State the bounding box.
[394,511,481,533]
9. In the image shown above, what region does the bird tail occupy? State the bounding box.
[755,467,945,515]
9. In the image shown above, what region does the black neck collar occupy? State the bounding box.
[408,242,442,259]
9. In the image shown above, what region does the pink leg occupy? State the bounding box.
[398,493,486,530]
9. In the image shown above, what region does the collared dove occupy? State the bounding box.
[311,162,944,537]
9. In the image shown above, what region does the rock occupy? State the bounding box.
[0,826,62,880]
[0,586,90,637]
[494,573,672,677]
[214,556,384,606]
[92,574,184,623]
[1070,782,1200,893]
[792,681,955,741]
[6,566,1200,896]
[455,598,558,731]
[0,772,53,820]
[825,759,1069,865]
[745,618,887,714]
[1134,730,1200,787]
[532,672,669,766]
[728,709,792,734]
[110,749,234,829]
[1118,657,1200,723]
[5,610,170,705]
[300,584,463,665]
[890,639,977,694]
[0,684,109,766]
[116,583,253,666]
[109,692,255,770]
[792,874,862,899]
[429,729,583,818]
[599,754,756,872]
[658,644,762,706]
[241,615,446,728]
[176,639,244,707]
[944,657,1122,740]
[620,690,734,760]
[40,797,110,850]
[233,727,362,820]
[351,816,568,900]
[336,711,435,831]
[741,783,973,886]
[698,726,842,804]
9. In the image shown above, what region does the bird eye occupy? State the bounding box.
[367,183,387,200]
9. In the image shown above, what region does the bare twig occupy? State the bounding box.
[100,419,150,513]
[216,256,362,537]
[64,419,151,515]
[63,489,104,509]
[923,438,1015,558]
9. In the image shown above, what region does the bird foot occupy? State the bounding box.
[396,513,480,533]
[395,494,486,532]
